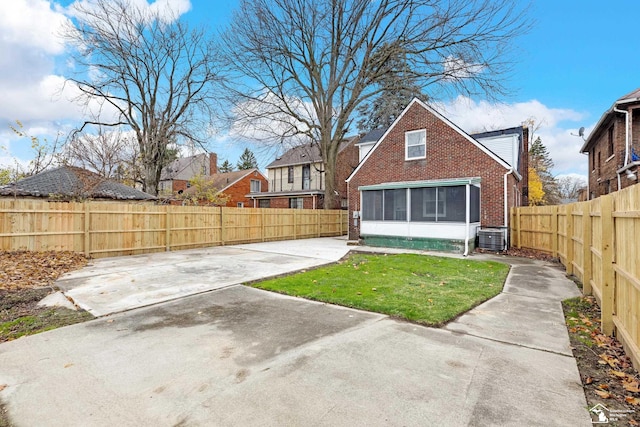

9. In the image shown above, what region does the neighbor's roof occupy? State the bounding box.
[355,128,387,146]
[160,153,210,181]
[182,168,265,195]
[0,166,156,200]
[266,136,358,169]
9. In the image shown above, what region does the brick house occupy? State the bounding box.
[251,138,359,209]
[346,98,528,253]
[159,153,218,196]
[181,168,268,207]
[580,88,640,199]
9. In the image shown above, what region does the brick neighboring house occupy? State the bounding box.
[580,88,640,199]
[181,168,268,207]
[346,98,528,253]
[0,166,156,201]
[251,138,359,209]
[159,153,218,196]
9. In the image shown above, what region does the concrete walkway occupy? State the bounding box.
[57,237,352,316]
[0,239,592,426]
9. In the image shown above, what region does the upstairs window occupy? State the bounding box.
[608,126,614,158]
[250,179,261,193]
[405,129,426,160]
[287,166,294,183]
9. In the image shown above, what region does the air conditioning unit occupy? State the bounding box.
[478,228,506,251]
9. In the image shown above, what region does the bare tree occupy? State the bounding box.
[65,126,135,180]
[9,120,63,176]
[557,175,587,201]
[221,0,529,208]
[62,0,222,195]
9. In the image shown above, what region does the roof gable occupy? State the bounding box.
[266,136,358,169]
[183,168,266,195]
[347,98,511,182]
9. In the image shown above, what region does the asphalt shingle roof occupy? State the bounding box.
[182,169,260,195]
[266,137,358,169]
[0,166,156,200]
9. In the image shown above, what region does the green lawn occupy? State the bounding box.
[250,253,510,326]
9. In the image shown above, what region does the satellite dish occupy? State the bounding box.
[571,127,586,140]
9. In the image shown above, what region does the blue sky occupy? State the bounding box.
[1,0,639,180]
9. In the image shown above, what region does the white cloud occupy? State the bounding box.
[0,0,69,55]
[434,95,590,177]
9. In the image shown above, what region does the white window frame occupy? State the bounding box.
[237,202,244,208]
[250,179,261,193]
[405,129,426,160]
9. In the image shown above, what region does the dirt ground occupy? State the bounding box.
[0,251,93,343]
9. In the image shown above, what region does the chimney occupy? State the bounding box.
[209,153,217,175]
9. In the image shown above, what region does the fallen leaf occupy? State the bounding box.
[64,363,74,368]
[584,376,594,385]
[629,418,639,425]
[626,396,640,405]
[595,389,612,399]
[371,287,377,291]
[0,384,7,392]
[610,370,627,378]
[597,384,610,390]
[624,381,640,393]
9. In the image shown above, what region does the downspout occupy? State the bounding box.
[614,106,629,191]
[503,168,514,251]
[463,183,470,257]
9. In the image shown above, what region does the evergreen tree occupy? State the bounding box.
[529,137,559,205]
[236,148,258,170]
[219,159,234,173]
[356,42,425,133]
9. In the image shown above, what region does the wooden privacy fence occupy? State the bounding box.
[511,184,640,368]
[0,199,348,258]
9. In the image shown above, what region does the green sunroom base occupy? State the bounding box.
[361,235,476,254]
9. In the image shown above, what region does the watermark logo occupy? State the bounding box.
[590,404,608,424]
[589,403,635,424]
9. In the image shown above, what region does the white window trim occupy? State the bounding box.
[405,129,426,160]
[250,179,261,193]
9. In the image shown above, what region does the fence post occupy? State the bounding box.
[551,207,558,258]
[221,207,225,245]
[600,195,615,335]
[83,203,91,257]
[582,202,592,295]
[261,208,265,242]
[517,207,522,248]
[165,205,171,251]
[565,204,574,276]
[317,209,321,237]
[293,210,297,240]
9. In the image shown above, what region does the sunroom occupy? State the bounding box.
[358,178,481,254]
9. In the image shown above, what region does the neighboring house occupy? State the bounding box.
[159,153,218,195]
[580,88,640,199]
[181,168,268,207]
[346,98,529,253]
[252,138,359,209]
[0,166,156,201]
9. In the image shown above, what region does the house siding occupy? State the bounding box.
[269,162,324,193]
[348,101,519,241]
